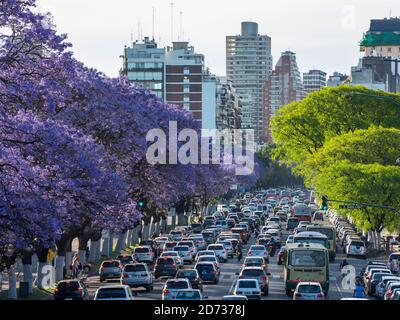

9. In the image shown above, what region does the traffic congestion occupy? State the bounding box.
[53,188,400,301]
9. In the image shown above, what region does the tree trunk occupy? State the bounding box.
[36,247,50,289]
[142,223,150,241]
[101,230,111,257]
[54,256,65,282]
[88,241,99,263]
[131,227,138,246]
[109,232,114,255]
[115,232,127,254]
[377,231,382,251]
[161,217,167,234]
[21,248,34,294]
[8,265,17,300]
[65,239,73,277]
[126,230,132,248]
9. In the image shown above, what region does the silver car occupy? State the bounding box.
[134,246,154,264]
[120,263,154,292]
[99,260,122,283]
[293,282,325,300]
[161,251,184,268]
[162,278,192,300]
[173,245,193,264]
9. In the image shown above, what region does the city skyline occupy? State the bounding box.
[37,0,399,78]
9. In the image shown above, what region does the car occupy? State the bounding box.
[207,244,228,262]
[243,256,268,270]
[346,239,367,259]
[217,240,235,258]
[173,245,193,264]
[375,276,400,299]
[162,241,178,253]
[293,282,325,300]
[247,245,269,262]
[120,263,154,292]
[222,295,248,300]
[195,262,220,284]
[175,289,206,300]
[231,228,248,244]
[116,254,136,266]
[178,240,197,258]
[233,279,261,300]
[188,234,207,250]
[170,230,184,242]
[287,217,299,231]
[367,270,393,295]
[238,267,270,296]
[286,235,294,245]
[313,211,324,221]
[54,280,90,300]
[154,257,179,279]
[161,251,184,268]
[197,255,221,272]
[162,278,192,300]
[190,223,203,234]
[99,260,122,283]
[133,246,154,264]
[94,285,135,300]
[384,281,400,300]
[175,269,203,291]
[196,250,217,261]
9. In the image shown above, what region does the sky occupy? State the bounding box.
[36,0,399,78]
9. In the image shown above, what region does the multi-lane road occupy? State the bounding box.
[82,220,378,300]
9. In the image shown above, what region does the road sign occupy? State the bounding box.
[339,205,363,210]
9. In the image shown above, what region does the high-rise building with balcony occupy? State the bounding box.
[226,22,272,144]
[262,51,306,142]
[121,38,216,128]
[303,69,327,93]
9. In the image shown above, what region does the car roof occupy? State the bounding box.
[97,285,129,290]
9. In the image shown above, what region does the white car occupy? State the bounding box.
[120,263,154,292]
[162,278,192,300]
[217,240,235,258]
[94,285,135,300]
[207,244,228,263]
[247,245,269,260]
[233,279,261,300]
[286,235,294,245]
[173,245,193,264]
[197,255,221,272]
[133,246,154,264]
[196,250,217,261]
[293,282,325,300]
[161,251,184,268]
[346,240,367,259]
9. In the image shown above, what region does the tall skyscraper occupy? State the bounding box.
[226,21,272,144]
[121,38,216,128]
[303,69,327,94]
[262,51,306,142]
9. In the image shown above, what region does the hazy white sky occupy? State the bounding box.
[36,0,399,78]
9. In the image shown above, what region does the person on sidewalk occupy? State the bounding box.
[71,256,81,279]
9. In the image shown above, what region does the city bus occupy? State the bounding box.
[292,204,312,222]
[293,232,329,249]
[306,224,337,262]
[284,243,330,296]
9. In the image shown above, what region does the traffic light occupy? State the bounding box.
[136,194,146,211]
[321,195,328,211]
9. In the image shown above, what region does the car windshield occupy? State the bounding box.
[57,281,79,290]
[166,281,189,289]
[238,281,257,288]
[157,258,174,265]
[350,242,365,247]
[246,258,263,264]
[242,269,264,277]
[124,264,146,272]
[290,250,326,267]
[298,285,321,293]
[252,246,265,251]
[209,245,223,250]
[102,261,119,268]
[135,248,149,253]
[174,246,189,252]
[97,288,127,299]
[165,243,177,248]
[307,228,333,239]
[177,271,196,278]
[196,264,214,271]
[176,291,201,299]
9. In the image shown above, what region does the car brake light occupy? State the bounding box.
[163,289,170,294]
[54,288,59,293]
[294,293,302,297]
[261,276,267,281]
[317,293,324,299]
[78,287,83,293]
[123,273,129,278]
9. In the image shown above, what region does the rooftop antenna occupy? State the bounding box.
[179,10,183,40]
[170,2,174,43]
[152,7,155,40]
[137,17,140,41]
[131,28,134,45]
